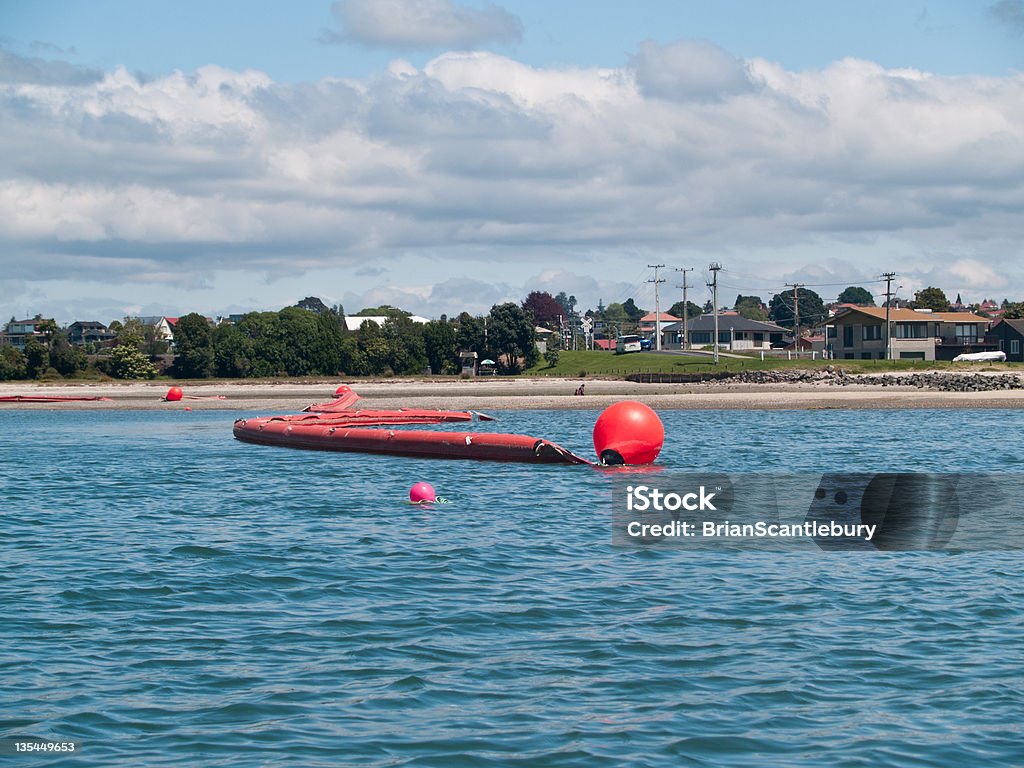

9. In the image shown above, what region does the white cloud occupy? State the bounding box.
[326,0,522,49]
[630,40,754,102]
[1,42,1023,321]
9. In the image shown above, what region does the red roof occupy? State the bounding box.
[165,317,178,326]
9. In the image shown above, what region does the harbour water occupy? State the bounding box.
[2,408,1022,766]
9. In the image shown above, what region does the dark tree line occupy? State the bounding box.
[169,302,538,379]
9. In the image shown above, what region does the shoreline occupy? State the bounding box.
[2,376,1024,411]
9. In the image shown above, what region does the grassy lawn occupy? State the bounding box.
[525,350,1018,378]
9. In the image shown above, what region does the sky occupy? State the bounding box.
[1,0,1023,324]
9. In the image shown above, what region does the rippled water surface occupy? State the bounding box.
[2,408,1023,766]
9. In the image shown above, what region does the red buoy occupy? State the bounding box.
[166,386,183,402]
[593,401,664,465]
[335,384,351,396]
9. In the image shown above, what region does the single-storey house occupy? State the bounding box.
[825,306,993,361]
[638,313,679,335]
[988,319,1024,362]
[659,314,788,351]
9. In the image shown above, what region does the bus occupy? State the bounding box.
[616,334,643,354]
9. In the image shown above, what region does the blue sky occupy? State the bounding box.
[1,0,1023,323]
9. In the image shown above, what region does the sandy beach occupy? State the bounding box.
[2,374,1024,411]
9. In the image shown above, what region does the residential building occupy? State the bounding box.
[827,306,993,360]
[133,316,178,343]
[67,321,115,346]
[978,299,1004,320]
[989,319,1024,362]
[638,312,680,338]
[660,314,787,351]
[2,318,48,349]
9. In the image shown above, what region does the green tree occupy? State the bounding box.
[314,310,345,374]
[543,330,561,368]
[272,307,326,377]
[621,298,645,322]
[455,312,486,356]
[836,286,876,306]
[212,323,255,377]
[116,317,146,348]
[108,344,157,379]
[487,302,538,373]
[422,319,459,374]
[554,292,577,316]
[0,346,27,380]
[733,295,768,321]
[338,335,362,375]
[49,333,87,376]
[295,296,331,314]
[768,288,826,329]
[912,287,951,312]
[23,336,49,378]
[382,315,427,374]
[357,320,391,375]
[172,313,214,378]
[354,305,410,317]
[667,300,703,321]
[1002,302,1024,320]
[142,325,169,356]
[37,318,59,345]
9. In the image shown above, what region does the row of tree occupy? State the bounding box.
[171,303,538,379]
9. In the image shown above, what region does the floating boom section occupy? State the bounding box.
[233,418,590,464]
[234,389,590,464]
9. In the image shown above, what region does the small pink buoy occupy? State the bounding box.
[166,386,183,402]
[409,482,436,503]
[185,406,192,411]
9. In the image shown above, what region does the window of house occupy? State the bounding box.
[895,323,928,339]
[955,324,979,343]
[1012,339,1020,355]
[862,325,882,341]
[843,326,854,347]
[861,352,873,359]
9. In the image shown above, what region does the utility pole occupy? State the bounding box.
[675,267,692,349]
[882,271,897,361]
[785,283,804,351]
[648,264,666,351]
[708,263,722,364]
